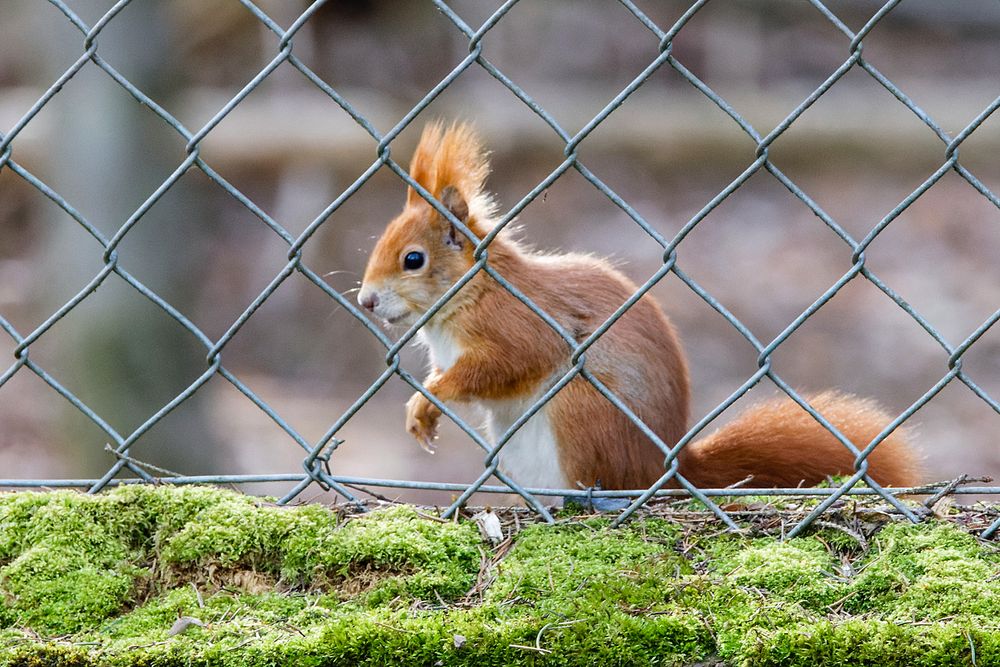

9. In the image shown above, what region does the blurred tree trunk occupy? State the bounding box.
[42,1,220,477]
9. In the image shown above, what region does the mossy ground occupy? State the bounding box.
[1,486,998,666]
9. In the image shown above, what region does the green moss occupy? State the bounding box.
[157,499,288,570]
[0,494,143,633]
[0,493,52,560]
[710,537,841,610]
[281,504,481,602]
[1,486,999,666]
[846,523,1000,621]
[488,519,689,611]
[736,620,1000,667]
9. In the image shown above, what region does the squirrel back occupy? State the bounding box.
[358,121,922,491]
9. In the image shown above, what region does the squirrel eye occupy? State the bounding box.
[403,251,425,271]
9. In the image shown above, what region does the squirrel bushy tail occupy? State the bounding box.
[677,391,922,488]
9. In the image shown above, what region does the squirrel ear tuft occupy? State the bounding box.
[406,122,444,207]
[432,122,489,202]
[406,120,489,213]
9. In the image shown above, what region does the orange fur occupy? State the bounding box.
[405,120,492,216]
[359,121,923,490]
[405,123,443,208]
[678,392,921,488]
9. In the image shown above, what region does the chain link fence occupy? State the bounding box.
[1,0,999,538]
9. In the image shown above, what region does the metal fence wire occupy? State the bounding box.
[2,0,999,538]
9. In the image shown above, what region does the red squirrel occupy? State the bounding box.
[357,121,922,491]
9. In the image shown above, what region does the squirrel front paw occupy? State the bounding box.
[405,391,442,453]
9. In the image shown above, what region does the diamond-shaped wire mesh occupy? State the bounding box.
[1,0,998,537]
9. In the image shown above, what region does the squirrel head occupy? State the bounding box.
[358,121,493,326]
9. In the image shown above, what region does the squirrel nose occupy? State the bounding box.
[359,291,379,311]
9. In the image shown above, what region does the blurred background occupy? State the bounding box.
[1,0,998,505]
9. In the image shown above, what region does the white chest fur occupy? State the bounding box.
[416,327,568,490]
[417,325,463,371]
[485,397,569,490]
